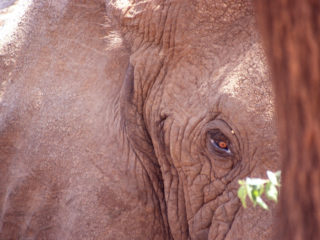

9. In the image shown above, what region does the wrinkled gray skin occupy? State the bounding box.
[0,0,279,239]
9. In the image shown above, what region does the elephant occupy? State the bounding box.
[0,0,279,239]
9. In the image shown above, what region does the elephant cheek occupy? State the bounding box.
[207,197,239,240]
[222,206,275,240]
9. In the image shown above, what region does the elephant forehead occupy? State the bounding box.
[217,43,275,122]
[161,42,274,116]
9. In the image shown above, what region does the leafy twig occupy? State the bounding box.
[237,170,281,210]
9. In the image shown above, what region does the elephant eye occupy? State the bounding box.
[208,130,232,155]
[217,140,228,149]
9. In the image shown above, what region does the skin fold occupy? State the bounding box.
[0,0,279,239]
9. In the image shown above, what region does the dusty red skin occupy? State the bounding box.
[0,0,279,239]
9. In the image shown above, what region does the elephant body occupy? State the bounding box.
[0,0,279,239]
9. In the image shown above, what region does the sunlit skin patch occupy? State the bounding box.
[0,0,32,49]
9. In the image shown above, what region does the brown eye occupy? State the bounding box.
[218,141,228,149]
[208,130,232,155]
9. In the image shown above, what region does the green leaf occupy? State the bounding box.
[246,183,254,202]
[266,183,278,202]
[237,185,247,208]
[267,171,279,186]
[256,196,269,210]
[246,178,267,186]
[238,180,245,185]
[252,188,260,198]
[275,171,281,185]
[237,170,281,211]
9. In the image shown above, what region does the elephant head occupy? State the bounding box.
[108,0,279,239]
[0,0,279,239]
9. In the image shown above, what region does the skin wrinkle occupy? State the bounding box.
[148,27,274,237]
[178,119,190,167]
[168,169,180,237]
[163,119,174,201]
[187,124,212,212]
[222,205,241,239]
[168,3,180,59]
[160,97,245,238]
[155,2,167,46]
[139,48,165,103]
[161,2,172,52]
[177,119,204,223]
[143,3,150,43]
[120,58,171,237]
[196,179,236,218]
[188,117,208,164]
[163,119,174,170]
[178,170,187,238]
[161,117,188,239]
[189,174,208,213]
